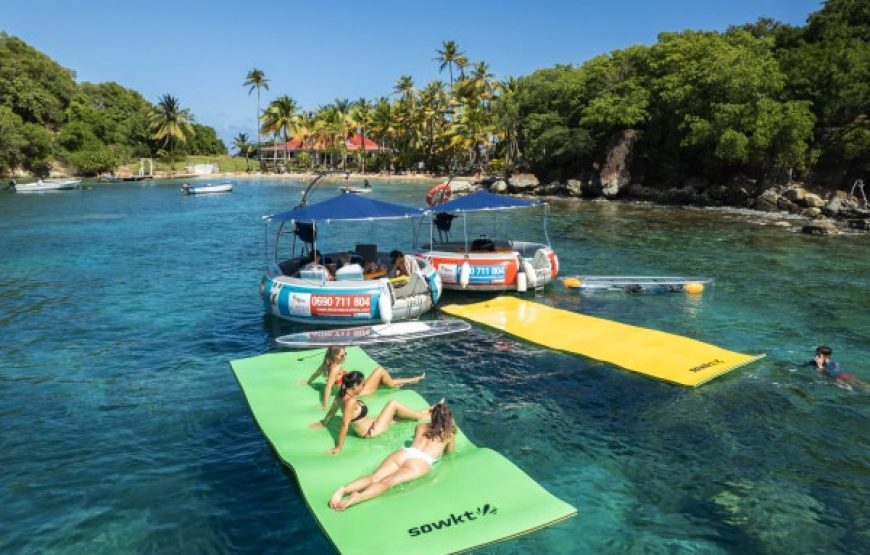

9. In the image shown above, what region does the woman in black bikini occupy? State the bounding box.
[312,371,438,455]
[306,346,425,410]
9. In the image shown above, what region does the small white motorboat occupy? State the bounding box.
[339,186,372,194]
[275,319,471,348]
[13,178,82,192]
[181,183,233,195]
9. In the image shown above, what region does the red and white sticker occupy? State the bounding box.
[310,294,372,316]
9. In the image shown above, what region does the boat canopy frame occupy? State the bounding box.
[417,190,552,254]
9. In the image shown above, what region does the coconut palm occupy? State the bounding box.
[290,110,316,169]
[449,104,493,171]
[394,75,417,108]
[243,68,269,169]
[435,40,464,88]
[492,77,521,168]
[333,98,354,171]
[150,94,192,177]
[371,97,397,172]
[350,98,373,173]
[232,132,252,170]
[262,95,297,170]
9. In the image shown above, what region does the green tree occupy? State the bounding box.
[435,40,464,88]
[262,95,297,169]
[233,132,253,170]
[244,68,270,168]
[149,94,192,176]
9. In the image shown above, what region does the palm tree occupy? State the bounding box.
[333,98,353,171]
[290,110,316,169]
[150,94,192,177]
[262,95,297,170]
[350,98,373,173]
[492,77,521,169]
[449,104,493,171]
[371,97,397,173]
[232,132,252,171]
[243,68,269,169]
[435,40,464,88]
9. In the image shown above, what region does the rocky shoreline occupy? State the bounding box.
[470,174,869,236]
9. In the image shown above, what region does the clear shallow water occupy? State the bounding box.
[1,180,868,554]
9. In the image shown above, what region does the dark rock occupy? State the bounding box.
[800,207,823,219]
[627,183,659,201]
[535,182,566,196]
[801,220,839,235]
[661,187,694,205]
[847,219,870,230]
[777,197,801,213]
[753,189,781,212]
[783,187,807,203]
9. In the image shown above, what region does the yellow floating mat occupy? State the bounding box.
[442,297,764,386]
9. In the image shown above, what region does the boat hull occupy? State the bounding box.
[417,242,558,292]
[14,179,81,192]
[261,264,441,325]
[182,184,233,194]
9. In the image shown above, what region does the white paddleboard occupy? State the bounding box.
[275,319,471,348]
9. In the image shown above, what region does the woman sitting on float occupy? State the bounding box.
[312,371,439,454]
[306,346,425,410]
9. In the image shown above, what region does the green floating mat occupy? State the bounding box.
[230,347,577,555]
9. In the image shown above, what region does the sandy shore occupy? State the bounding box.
[206,171,446,184]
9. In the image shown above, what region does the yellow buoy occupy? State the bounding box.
[685,282,704,294]
[563,277,582,289]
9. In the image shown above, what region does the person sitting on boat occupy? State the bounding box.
[312,371,440,454]
[306,346,425,410]
[301,249,333,280]
[328,400,456,510]
[806,345,868,391]
[390,249,420,278]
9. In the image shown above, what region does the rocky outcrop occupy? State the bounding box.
[753,189,781,212]
[507,173,539,192]
[489,179,508,193]
[598,129,637,198]
[802,219,839,235]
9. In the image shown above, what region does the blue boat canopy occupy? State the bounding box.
[430,190,541,213]
[266,193,423,222]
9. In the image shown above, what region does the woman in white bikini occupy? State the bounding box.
[313,371,439,455]
[306,345,425,410]
[328,400,456,510]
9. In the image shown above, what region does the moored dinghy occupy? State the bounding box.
[181,183,233,194]
[13,178,82,192]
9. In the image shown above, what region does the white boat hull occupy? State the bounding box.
[182,183,233,194]
[14,179,82,192]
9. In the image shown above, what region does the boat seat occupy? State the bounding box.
[355,243,379,263]
[335,263,364,281]
[300,269,329,281]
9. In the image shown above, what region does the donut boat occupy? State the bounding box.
[261,194,441,325]
[416,190,559,292]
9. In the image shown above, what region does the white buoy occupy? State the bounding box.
[517,270,528,292]
[459,261,471,289]
[378,281,393,323]
[522,259,538,288]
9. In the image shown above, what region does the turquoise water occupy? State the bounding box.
[1,180,867,554]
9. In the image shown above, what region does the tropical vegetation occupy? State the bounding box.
[0,32,225,176]
[0,0,865,190]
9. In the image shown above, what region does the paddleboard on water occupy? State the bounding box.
[562,275,714,293]
[275,319,471,348]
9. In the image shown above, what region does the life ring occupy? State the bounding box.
[426,183,452,206]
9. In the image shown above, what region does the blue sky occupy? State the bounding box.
[5,0,823,146]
